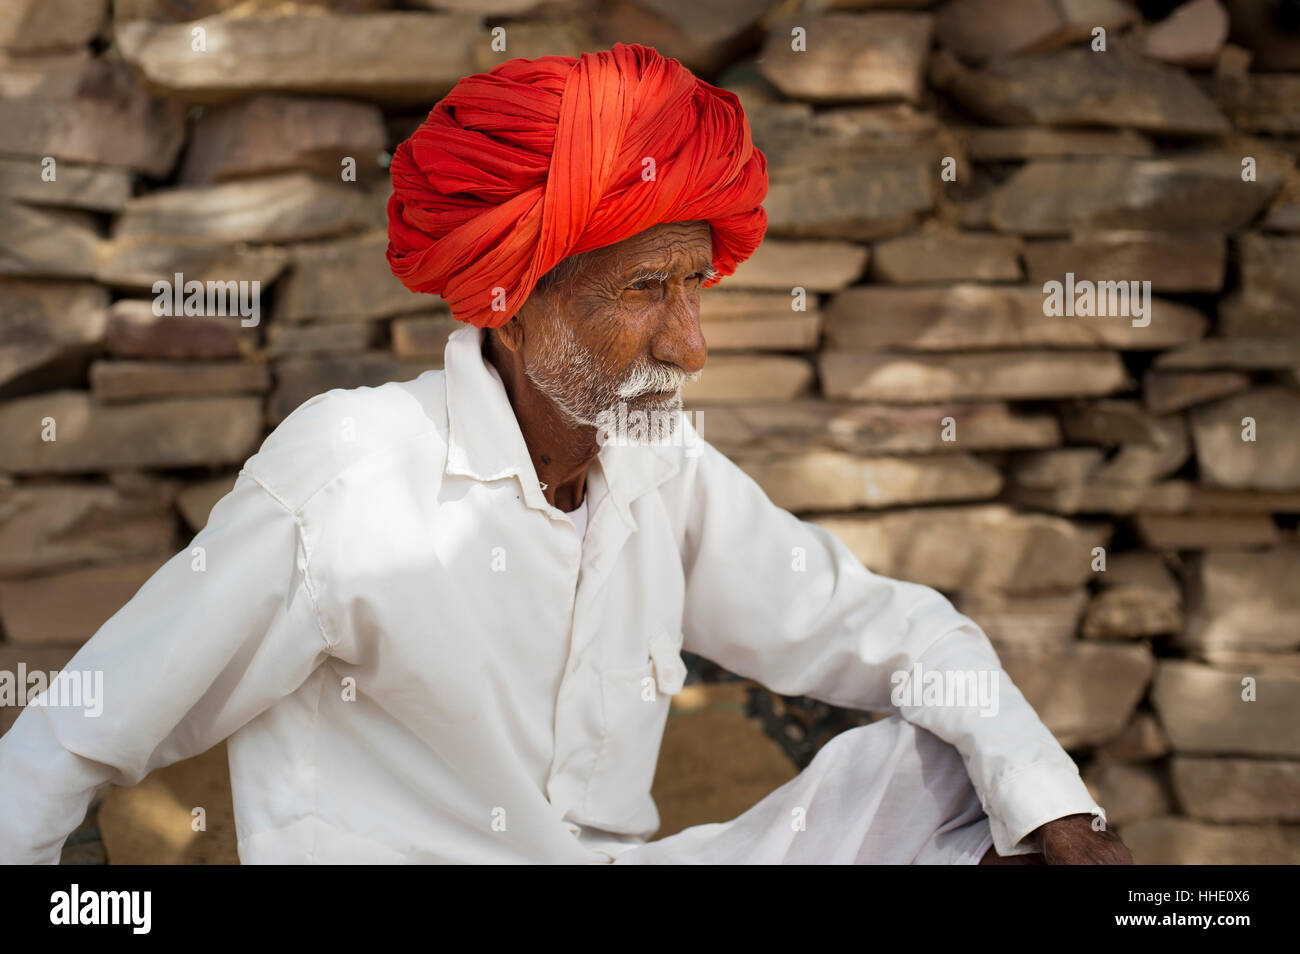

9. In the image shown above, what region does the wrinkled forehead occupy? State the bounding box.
[579,221,713,272]
[534,224,712,300]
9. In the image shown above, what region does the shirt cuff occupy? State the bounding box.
[983,758,1104,857]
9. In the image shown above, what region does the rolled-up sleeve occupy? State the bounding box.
[675,436,1102,855]
[0,471,331,864]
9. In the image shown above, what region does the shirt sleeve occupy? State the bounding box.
[674,436,1103,856]
[0,471,332,864]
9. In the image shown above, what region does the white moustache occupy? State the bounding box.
[618,361,693,399]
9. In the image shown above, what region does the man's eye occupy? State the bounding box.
[627,273,704,292]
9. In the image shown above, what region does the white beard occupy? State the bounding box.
[522,318,697,444]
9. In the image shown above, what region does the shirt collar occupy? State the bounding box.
[441,324,681,528]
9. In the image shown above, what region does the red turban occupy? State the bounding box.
[386,42,768,329]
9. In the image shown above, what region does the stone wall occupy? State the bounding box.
[1,0,1298,864]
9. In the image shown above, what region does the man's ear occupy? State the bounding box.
[494,315,524,354]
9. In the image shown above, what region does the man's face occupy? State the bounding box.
[515,220,712,439]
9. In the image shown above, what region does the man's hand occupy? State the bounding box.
[1033,813,1133,865]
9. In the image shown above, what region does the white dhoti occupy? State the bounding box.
[613,715,995,865]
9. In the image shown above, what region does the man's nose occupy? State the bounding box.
[651,285,707,376]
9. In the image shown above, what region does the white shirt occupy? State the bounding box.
[566,493,588,543]
[0,324,1100,864]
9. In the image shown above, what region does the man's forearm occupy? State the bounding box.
[896,621,1103,854]
[0,705,116,864]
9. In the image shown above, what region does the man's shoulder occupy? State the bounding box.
[241,368,449,512]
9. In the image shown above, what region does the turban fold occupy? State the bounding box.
[386,42,769,329]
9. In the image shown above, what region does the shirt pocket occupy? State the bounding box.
[582,628,687,833]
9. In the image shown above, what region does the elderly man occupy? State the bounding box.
[0,43,1128,865]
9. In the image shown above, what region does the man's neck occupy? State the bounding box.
[482,330,595,512]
